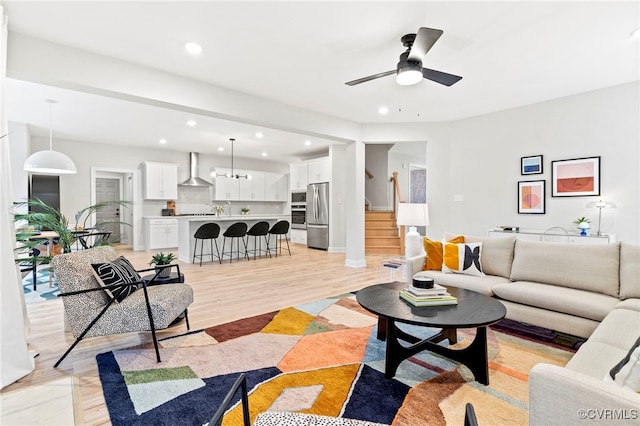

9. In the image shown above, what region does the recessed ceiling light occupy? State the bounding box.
[261,152,268,157]
[159,138,167,144]
[217,147,224,152]
[256,132,263,138]
[378,106,389,115]
[304,140,311,146]
[186,119,197,127]
[184,42,202,55]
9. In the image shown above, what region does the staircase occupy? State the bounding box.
[365,210,402,255]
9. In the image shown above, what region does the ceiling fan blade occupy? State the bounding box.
[422,68,462,86]
[345,70,395,86]
[408,27,443,62]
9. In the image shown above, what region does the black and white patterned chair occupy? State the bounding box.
[51,246,193,368]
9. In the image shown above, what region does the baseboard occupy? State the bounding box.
[344,258,366,268]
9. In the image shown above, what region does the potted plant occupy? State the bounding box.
[573,217,591,236]
[149,252,176,278]
[13,198,130,254]
[241,207,250,215]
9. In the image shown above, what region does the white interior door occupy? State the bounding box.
[96,177,121,242]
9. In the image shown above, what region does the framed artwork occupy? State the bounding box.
[518,180,545,214]
[521,155,543,175]
[551,156,600,197]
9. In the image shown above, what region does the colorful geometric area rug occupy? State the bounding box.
[22,268,59,303]
[96,293,577,425]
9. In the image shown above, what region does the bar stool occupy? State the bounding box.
[246,221,271,260]
[222,222,249,263]
[192,223,221,266]
[267,220,291,257]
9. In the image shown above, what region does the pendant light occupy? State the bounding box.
[216,138,248,179]
[24,99,77,175]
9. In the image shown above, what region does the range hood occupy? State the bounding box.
[179,152,212,187]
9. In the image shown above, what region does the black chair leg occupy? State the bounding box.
[54,299,116,368]
[141,284,161,363]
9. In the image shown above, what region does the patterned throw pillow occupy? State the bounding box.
[442,242,484,277]
[423,236,465,271]
[606,336,640,392]
[91,256,142,303]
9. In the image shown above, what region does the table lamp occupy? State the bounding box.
[586,200,616,236]
[397,203,429,258]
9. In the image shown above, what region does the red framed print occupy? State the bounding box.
[518,180,545,214]
[551,156,600,197]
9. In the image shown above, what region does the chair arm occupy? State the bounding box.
[404,254,426,281]
[529,363,640,425]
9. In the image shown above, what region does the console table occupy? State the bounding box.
[488,229,616,244]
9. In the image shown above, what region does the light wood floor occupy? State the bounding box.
[2,243,393,425]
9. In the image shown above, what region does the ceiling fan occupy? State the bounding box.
[345,27,462,87]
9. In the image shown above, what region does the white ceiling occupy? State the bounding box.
[3,1,639,162]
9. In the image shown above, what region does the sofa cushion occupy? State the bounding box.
[422,235,464,271]
[607,336,640,392]
[442,242,484,276]
[510,240,621,297]
[91,256,142,303]
[616,299,640,312]
[566,340,631,380]
[587,307,640,351]
[445,232,515,278]
[413,270,508,296]
[492,281,618,322]
[620,242,640,299]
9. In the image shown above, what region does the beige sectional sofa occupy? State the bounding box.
[407,235,640,425]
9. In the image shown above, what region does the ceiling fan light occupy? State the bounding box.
[396,67,423,86]
[24,150,77,174]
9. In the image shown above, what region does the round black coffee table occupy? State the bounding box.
[356,281,506,385]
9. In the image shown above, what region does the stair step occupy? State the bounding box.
[365,246,403,255]
[366,219,397,229]
[365,228,399,237]
[365,236,401,246]
[365,211,395,219]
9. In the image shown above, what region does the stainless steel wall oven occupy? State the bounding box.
[291,191,307,229]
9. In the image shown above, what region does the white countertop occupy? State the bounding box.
[144,214,290,220]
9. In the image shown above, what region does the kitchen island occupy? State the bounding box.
[176,215,290,263]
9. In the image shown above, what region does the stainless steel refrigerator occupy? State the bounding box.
[306,182,329,250]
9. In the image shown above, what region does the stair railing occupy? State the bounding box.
[391,171,405,255]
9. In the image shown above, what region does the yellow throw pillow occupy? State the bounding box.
[423,235,465,271]
[442,242,485,277]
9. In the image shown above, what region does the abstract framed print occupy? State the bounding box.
[551,156,600,197]
[521,155,543,175]
[518,180,545,214]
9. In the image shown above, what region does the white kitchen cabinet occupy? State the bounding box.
[290,163,308,191]
[145,218,179,249]
[142,162,178,200]
[290,229,307,245]
[264,173,289,201]
[212,168,240,200]
[238,171,265,200]
[307,157,331,184]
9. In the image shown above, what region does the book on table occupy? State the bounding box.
[399,285,458,307]
[382,257,406,269]
[404,283,449,297]
[399,291,458,306]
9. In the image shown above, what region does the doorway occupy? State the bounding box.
[91,167,140,249]
[96,177,122,242]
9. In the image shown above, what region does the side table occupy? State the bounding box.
[141,272,185,285]
[378,257,407,282]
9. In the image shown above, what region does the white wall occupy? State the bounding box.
[436,81,639,243]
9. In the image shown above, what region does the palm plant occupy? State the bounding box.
[14,198,130,254]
